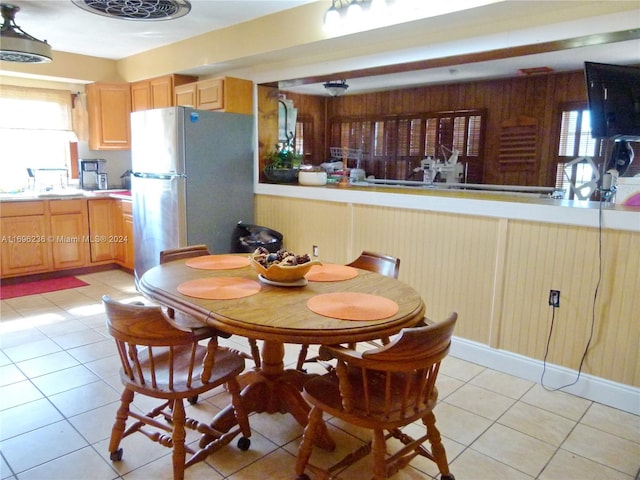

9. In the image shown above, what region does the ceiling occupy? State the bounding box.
[279,38,640,95]
[4,0,317,60]
[2,0,639,95]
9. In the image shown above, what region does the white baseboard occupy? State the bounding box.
[449,336,639,415]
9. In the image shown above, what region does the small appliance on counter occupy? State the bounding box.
[97,172,108,190]
[79,159,108,190]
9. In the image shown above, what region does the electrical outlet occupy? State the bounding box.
[549,289,560,307]
[312,245,319,257]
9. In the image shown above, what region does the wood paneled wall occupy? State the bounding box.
[257,85,279,182]
[282,70,588,186]
[281,92,326,162]
[255,194,640,387]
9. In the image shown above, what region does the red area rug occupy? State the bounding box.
[0,276,89,300]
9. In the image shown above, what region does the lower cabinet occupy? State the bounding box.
[87,199,119,263]
[86,198,134,269]
[122,205,134,270]
[116,199,134,270]
[0,202,52,277]
[0,198,134,279]
[49,199,89,270]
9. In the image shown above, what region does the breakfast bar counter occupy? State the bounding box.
[253,181,639,414]
[255,182,639,232]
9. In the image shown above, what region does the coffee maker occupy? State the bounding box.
[79,159,108,190]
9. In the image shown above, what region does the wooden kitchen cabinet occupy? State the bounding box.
[87,198,119,263]
[86,82,131,150]
[196,78,224,110]
[174,76,253,114]
[115,199,134,270]
[1,197,133,279]
[48,199,89,270]
[123,202,134,270]
[0,201,52,277]
[130,81,151,113]
[174,82,196,108]
[131,74,196,112]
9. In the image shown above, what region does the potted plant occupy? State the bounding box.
[263,144,302,183]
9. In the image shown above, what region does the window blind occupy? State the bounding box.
[0,86,74,192]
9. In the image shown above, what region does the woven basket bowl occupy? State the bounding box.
[250,257,321,282]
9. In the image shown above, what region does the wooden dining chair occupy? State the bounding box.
[347,250,400,279]
[159,245,261,368]
[102,296,252,480]
[295,312,458,480]
[295,251,400,371]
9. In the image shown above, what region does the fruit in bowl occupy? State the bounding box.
[251,247,320,283]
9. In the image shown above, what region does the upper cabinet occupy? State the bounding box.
[86,82,131,150]
[86,75,253,151]
[130,74,196,112]
[175,76,253,114]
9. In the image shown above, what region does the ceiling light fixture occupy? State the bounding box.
[0,4,52,63]
[324,0,367,31]
[71,0,191,21]
[323,0,390,32]
[324,80,349,96]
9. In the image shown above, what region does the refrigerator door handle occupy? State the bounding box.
[132,172,187,180]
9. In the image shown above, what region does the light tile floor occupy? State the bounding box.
[1,270,638,480]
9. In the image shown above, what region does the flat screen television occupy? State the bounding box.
[584,62,640,140]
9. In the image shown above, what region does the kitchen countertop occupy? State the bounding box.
[255,182,640,232]
[0,189,131,202]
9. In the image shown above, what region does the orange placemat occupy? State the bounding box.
[307,292,399,321]
[177,277,261,300]
[306,264,359,282]
[185,255,250,270]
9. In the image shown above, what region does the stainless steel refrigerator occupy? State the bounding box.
[131,106,254,283]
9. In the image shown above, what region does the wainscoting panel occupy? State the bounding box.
[254,195,351,263]
[500,220,640,386]
[500,221,640,385]
[255,194,639,387]
[351,204,499,344]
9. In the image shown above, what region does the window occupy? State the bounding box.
[555,106,600,199]
[328,109,484,181]
[0,86,75,192]
[554,102,640,200]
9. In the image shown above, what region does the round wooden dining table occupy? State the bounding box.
[138,255,425,449]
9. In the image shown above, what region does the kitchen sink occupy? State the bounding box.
[37,189,87,198]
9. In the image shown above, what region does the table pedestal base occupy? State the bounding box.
[208,340,335,451]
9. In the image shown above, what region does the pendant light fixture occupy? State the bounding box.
[323,80,349,97]
[0,4,52,63]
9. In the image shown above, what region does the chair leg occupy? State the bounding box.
[109,388,134,458]
[295,406,322,477]
[296,344,309,371]
[423,411,452,479]
[171,399,187,480]
[227,377,251,441]
[248,339,261,368]
[372,429,387,480]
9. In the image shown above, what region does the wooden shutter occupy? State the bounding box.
[498,115,538,172]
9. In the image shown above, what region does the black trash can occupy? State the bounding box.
[230,221,283,253]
